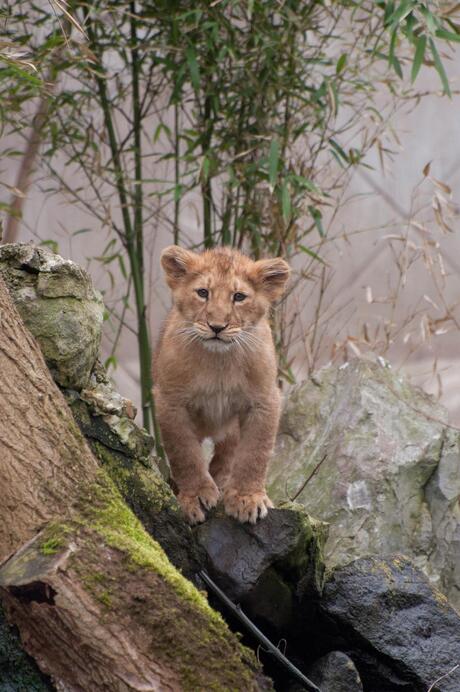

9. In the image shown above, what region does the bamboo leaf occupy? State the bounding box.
[336,53,347,74]
[40,239,59,254]
[104,355,118,370]
[419,6,440,34]
[389,28,403,77]
[411,35,426,82]
[118,255,127,280]
[186,46,200,91]
[291,175,318,192]
[429,38,451,96]
[308,205,325,237]
[153,122,171,143]
[298,244,327,265]
[435,28,460,43]
[174,184,184,202]
[388,0,414,28]
[329,139,349,163]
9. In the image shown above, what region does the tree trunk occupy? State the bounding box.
[0,276,269,691]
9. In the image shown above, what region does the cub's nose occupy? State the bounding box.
[209,323,227,334]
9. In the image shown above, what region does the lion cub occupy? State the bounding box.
[153,245,290,524]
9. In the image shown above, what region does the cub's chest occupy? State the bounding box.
[187,383,250,427]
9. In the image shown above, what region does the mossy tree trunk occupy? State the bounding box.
[0,277,269,691]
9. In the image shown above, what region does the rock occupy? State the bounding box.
[306,651,363,692]
[195,504,327,633]
[424,427,460,607]
[0,603,53,691]
[0,243,103,389]
[269,356,460,608]
[80,361,138,420]
[67,362,153,464]
[320,555,460,691]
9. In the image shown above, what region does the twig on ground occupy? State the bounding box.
[199,570,321,692]
[427,664,459,692]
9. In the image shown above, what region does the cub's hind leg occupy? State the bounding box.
[209,422,240,490]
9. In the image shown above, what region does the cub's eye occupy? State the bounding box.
[196,288,209,299]
[233,292,247,302]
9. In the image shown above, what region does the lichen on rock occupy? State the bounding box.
[0,243,103,390]
[269,356,460,609]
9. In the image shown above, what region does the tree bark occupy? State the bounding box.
[0,276,268,691]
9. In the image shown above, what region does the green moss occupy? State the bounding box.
[80,571,114,608]
[73,472,263,689]
[39,522,72,556]
[98,590,112,608]
[41,538,63,556]
[80,472,223,623]
[93,441,174,514]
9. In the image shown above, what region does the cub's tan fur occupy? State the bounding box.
[153,245,290,524]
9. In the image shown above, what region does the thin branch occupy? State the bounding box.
[427,664,459,692]
[199,570,321,692]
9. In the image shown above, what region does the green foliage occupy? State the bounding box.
[1,0,459,405]
[382,0,460,95]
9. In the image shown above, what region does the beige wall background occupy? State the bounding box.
[3,52,460,423]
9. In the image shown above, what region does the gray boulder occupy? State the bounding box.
[269,356,460,608]
[0,243,103,389]
[195,504,327,632]
[307,651,363,692]
[320,556,460,691]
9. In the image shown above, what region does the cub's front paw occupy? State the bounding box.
[177,479,219,525]
[177,493,206,524]
[223,488,273,524]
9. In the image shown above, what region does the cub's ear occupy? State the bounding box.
[251,257,290,300]
[161,245,196,286]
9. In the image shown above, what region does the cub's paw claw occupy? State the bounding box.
[177,493,206,525]
[223,489,273,524]
[197,479,220,510]
[177,479,219,524]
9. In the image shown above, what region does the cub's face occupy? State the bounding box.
[161,246,290,351]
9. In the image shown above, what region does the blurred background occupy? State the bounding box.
[2,1,460,435]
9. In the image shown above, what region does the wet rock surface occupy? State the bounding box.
[269,356,460,609]
[195,504,327,633]
[284,651,363,692]
[307,651,363,692]
[320,555,460,691]
[0,243,103,389]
